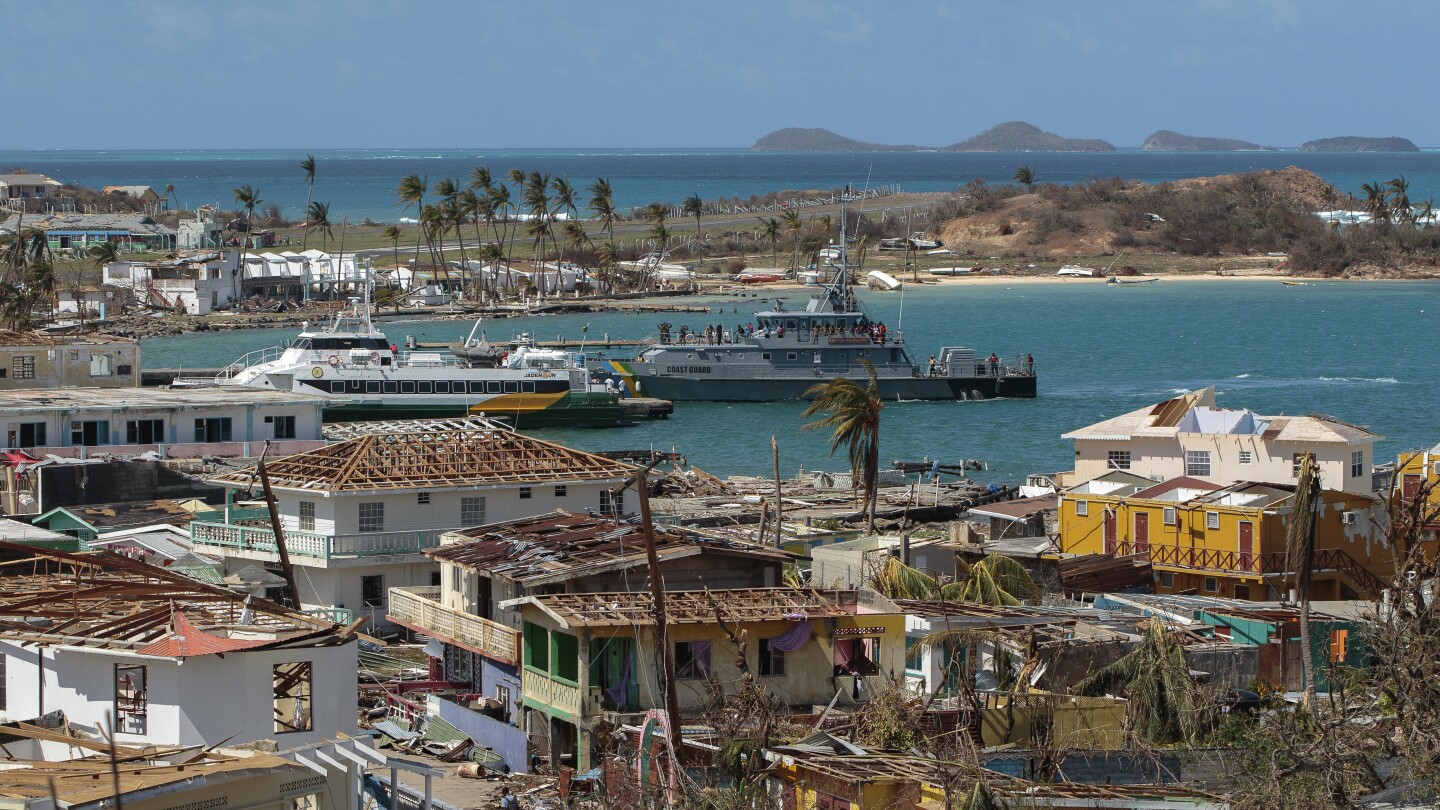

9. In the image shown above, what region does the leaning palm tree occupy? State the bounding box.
[232,184,262,279]
[780,210,803,272]
[756,217,781,270]
[1360,180,1391,223]
[1286,451,1322,704]
[681,193,705,239]
[162,183,177,212]
[587,177,617,247]
[950,554,1040,606]
[305,201,333,249]
[396,174,432,280]
[1076,618,1208,744]
[803,360,883,534]
[383,224,403,309]
[1013,165,1036,192]
[300,154,317,248]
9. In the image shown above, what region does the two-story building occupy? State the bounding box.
[103,251,240,314]
[0,543,358,750]
[385,510,794,770]
[506,588,905,770]
[0,331,138,390]
[0,173,63,207]
[1062,387,1380,495]
[1060,477,1387,600]
[191,426,636,630]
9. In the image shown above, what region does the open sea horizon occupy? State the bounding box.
[6,147,1440,225]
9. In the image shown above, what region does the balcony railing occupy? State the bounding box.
[387,586,519,665]
[1112,541,1385,597]
[189,521,445,561]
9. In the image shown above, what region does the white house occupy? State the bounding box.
[0,544,358,750]
[191,425,637,631]
[0,386,331,459]
[1061,387,1380,495]
[104,251,240,314]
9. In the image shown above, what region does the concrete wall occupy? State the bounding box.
[2,400,324,452]
[0,639,358,748]
[0,343,138,390]
[37,459,226,513]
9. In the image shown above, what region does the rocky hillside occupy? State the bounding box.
[935,167,1340,259]
[750,128,922,152]
[944,122,1114,152]
[1140,130,1270,151]
[1299,136,1419,152]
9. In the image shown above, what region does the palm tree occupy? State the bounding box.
[396,174,431,282]
[1075,619,1209,744]
[682,193,705,240]
[305,201,333,249]
[756,217,781,270]
[780,210,802,272]
[81,241,121,330]
[1286,452,1322,704]
[162,183,177,212]
[587,177,617,245]
[802,360,883,534]
[1013,165,1036,192]
[383,224,403,308]
[1360,180,1390,223]
[871,555,1037,605]
[232,184,262,280]
[300,154,317,248]
[1389,175,1413,224]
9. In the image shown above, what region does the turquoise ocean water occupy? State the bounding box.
[6,147,1440,223]
[141,280,1439,483]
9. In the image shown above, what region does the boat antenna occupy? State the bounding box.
[897,277,905,334]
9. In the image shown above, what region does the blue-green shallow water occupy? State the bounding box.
[141,281,1440,483]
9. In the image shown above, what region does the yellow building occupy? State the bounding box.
[0,330,138,390]
[507,588,906,770]
[1396,446,1440,544]
[1060,478,1387,601]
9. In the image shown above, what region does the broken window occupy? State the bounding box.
[115,664,148,734]
[674,641,711,680]
[362,575,385,607]
[759,638,786,676]
[552,632,579,683]
[834,637,880,676]
[1330,628,1350,662]
[273,661,313,733]
[90,354,111,377]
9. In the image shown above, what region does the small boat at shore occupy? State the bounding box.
[737,270,784,284]
[928,266,975,277]
[1107,276,1158,285]
[1281,280,1313,287]
[866,270,903,291]
[1056,265,1097,277]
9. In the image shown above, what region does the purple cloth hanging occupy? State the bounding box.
[693,641,712,678]
[767,620,813,652]
[604,649,633,708]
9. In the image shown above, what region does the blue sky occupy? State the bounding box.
[7,1,1436,149]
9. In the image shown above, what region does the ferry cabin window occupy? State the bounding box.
[194,417,232,443]
[418,381,433,394]
[401,381,416,394]
[299,501,315,531]
[504,381,518,393]
[291,338,312,350]
[469,381,484,394]
[487,381,501,393]
[330,381,344,394]
[761,353,771,361]
[435,381,450,394]
[1184,450,1211,477]
[383,381,398,394]
[273,415,296,439]
[522,381,536,393]
[365,381,380,394]
[126,419,164,444]
[787,352,797,361]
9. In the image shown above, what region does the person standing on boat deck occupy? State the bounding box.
[989,354,999,375]
[928,356,937,376]
[1026,354,1034,375]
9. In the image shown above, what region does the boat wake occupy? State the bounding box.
[1317,376,1399,384]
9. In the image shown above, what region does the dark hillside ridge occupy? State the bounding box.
[1299,136,1419,152]
[1141,130,1271,151]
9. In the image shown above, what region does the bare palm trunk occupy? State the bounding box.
[302,181,313,250]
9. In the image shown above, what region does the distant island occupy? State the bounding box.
[749,128,923,152]
[943,121,1114,152]
[1299,136,1419,152]
[1140,130,1271,151]
[750,121,1113,152]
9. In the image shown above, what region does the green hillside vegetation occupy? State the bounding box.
[944,121,1115,152]
[1140,130,1270,151]
[1299,136,1419,152]
[749,128,922,152]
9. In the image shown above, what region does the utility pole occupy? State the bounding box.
[772,436,783,547]
[632,467,684,759]
[257,442,301,610]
